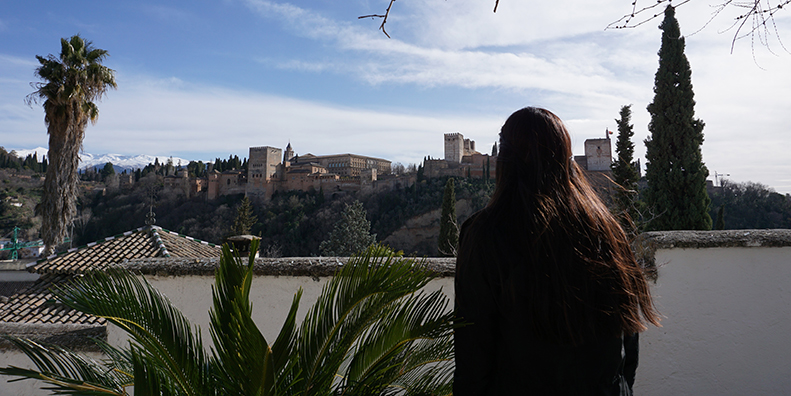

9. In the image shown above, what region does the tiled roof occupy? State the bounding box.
[0,281,35,297]
[33,226,221,275]
[0,274,103,325]
[1,226,221,325]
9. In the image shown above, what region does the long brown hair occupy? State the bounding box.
[463,107,659,345]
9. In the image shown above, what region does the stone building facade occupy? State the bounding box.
[425,132,615,180]
[425,133,497,180]
[574,137,613,172]
[201,143,409,200]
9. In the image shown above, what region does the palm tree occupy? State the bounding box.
[0,242,455,395]
[28,35,116,256]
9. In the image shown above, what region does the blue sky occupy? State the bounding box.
[1,0,790,193]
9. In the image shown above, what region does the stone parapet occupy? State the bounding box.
[120,256,457,278]
[643,229,791,249]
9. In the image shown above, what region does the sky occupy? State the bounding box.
[1,0,789,193]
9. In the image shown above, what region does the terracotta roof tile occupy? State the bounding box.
[33,226,221,275]
[0,274,101,325]
[2,226,221,326]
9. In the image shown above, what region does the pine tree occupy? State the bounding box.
[644,6,711,231]
[100,162,115,181]
[611,105,640,225]
[319,201,376,256]
[230,196,257,236]
[438,178,459,257]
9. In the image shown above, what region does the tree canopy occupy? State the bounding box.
[438,178,458,257]
[611,105,640,227]
[319,200,377,256]
[644,6,711,231]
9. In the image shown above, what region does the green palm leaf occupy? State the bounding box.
[343,289,455,394]
[51,269,211,396]
[293,245,455,395]
[0,337,130,395]
[209,240,301,396]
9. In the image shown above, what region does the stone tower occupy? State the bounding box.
[584,138,612,171]
[444,133,464,163]
[248,146,283,182]
[284,142,294,163]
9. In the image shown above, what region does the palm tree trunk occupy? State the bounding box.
[40,104,86,256]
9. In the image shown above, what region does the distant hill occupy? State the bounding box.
[11,147,194,173]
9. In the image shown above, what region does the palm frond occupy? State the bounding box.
[0,337,129,395]
[210,240,279,396]
[51,269,211,396]
[343,289,455,392]
[293,245,454,395]
[270,288,303,395]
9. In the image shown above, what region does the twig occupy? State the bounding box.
[358,0,396,38]
[607,0,790,56]
[361,0,502,37]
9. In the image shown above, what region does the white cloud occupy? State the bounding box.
[69,73,502,166]
[241,0,656,103]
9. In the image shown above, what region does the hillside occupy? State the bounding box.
[71,176,494,257]
[4,157,789,258]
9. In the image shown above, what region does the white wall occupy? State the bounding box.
[635,246,791,396]
[114,276,455,348]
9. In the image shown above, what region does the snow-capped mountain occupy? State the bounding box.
[11,147,195,172]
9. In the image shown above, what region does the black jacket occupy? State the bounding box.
[453,213,639,396]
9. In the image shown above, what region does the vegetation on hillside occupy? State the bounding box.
[319,201,376,257]
[708,181,791,230]
[438,178,459,257]
[0,170,43,246]
[0,147,48,174]
[66,176,494,256]
[3,152,788,257]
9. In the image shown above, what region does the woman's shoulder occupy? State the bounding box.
[460,207,491,235]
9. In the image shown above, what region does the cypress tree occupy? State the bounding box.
[438,178,458,257]
[611,105,640,225]
[644,5,711,231]
[714,205,725,230]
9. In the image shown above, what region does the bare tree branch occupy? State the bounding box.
[358,0,397,38]
[607,0,790,54]
[361,0,501,38]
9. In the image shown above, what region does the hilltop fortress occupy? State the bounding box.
[198,143,410,200]
[155,132,614,200]
[423,132,614,179]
